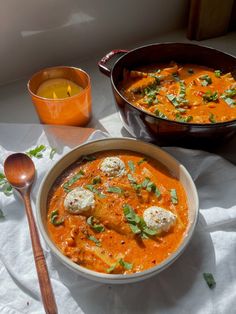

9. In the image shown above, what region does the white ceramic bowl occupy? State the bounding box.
[36,138,199,284]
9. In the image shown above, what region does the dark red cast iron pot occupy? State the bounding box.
[98,43,236,147]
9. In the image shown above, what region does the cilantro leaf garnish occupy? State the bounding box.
[141,177,161,197]
[137,158,147,166]
[154,109,167,119]
[0,172,13,196]
[49,148,57,160]
[209,113,216,123]
[170,189,178,204]
[199,75,212,86]
[203,273,216,289]
[63,170,84,192]
[127,174,142,191]
[202,91,218,102]
[167,81,188,108]
[221,89,236,107]
[79,155,97,164]
[107,258,133,273]
[214,70,221,78]
[50,210,64,226]
[128,160,135,172]
[172,72,180,81]
[87,216,105,232]
[87,235,101,246]
[92,176,101,185]
[175,113,193,123]
[85,185,106,198]
[179,80,186,99]
[123,204,157,238]
[118,258,133,270]
[167,94,179,107]
[107,186,123,194]
[26,145,46,158]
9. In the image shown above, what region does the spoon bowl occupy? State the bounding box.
[4,153,35,190]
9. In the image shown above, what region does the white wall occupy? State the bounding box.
[0,0,188,84]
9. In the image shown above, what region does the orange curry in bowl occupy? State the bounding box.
[47,150,188,274]
[120,62,236,123]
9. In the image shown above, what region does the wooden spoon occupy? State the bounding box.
[4,153,58,314]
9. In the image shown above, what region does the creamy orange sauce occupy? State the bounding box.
[120,63,236,123]
[47,150,189,274]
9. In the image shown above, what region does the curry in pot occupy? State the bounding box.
[120,62,236,123]
[47,150,189,274]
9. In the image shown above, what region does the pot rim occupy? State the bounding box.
[110,42,236,128]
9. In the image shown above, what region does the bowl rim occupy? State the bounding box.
[36,137,199,283]
[110,42,236,128]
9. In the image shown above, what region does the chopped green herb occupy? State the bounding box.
[179,80,186,99]
[170,189,178,204]
[141,177,151,188]
[123,204,140,224]
[139,217,158,237]
[63,170,84,192]
[119,258,133,270]
[203,273,216,289]
[26,145,46,158]
[87,235,101,246]
[127,174,142,191]
[154,109,167,119]
[221,89,236,107]
[172,73,180,81]
[0,172,13,196]
[0,209,5,219]
[137,158,147,166]
[223,97,236,107]
[154,186,161,198]
[123,204,157,238]
[214,70,221,78]
[146,181,156,193]
[50,210,64,226]
[222,88,236,98]
[143,82,159,104]
[147,73,161,85]
[87,216,105,232]
[167,81,188,108]
[167,94,179,107]
[127,173,136,183]
[188,68,194,74]
[209,113,216,123]
[128,160,135,172]
[80,155,96,162]
[85,185,106,198]
[176,107,187,113]
[202,91,218,102]
[199,75,212,86]
[107,262,118,273]
[175,113,193,123]
[92,176,101,185]
[107,186,123,194]
[49,147,57,160]
[107,258,133,273]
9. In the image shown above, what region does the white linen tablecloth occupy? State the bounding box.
[0,123,236,314]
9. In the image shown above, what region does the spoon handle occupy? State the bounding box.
[23,193,58,314]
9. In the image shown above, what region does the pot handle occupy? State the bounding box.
[98,49,128,77]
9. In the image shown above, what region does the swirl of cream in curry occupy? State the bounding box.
[47,150,189,274]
